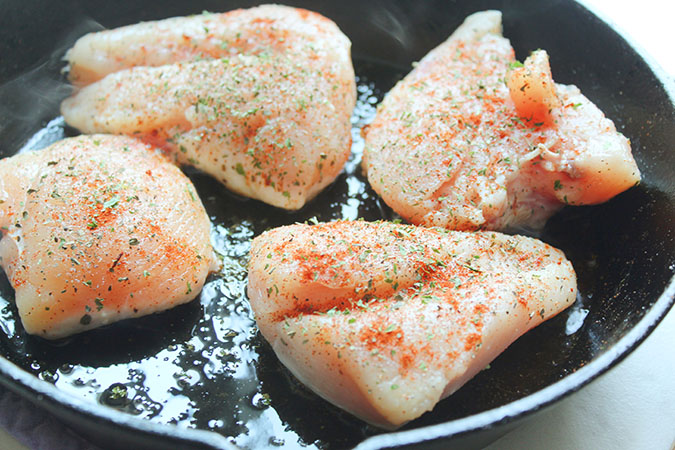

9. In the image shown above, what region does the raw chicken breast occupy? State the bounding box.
[247,221,576,428]
[65,5,353,87]
[0,135,217,339]
[61,5,356,210]
[363,10,640,231]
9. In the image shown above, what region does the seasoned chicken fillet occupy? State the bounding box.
[65,5,353,87]
[248,221,576,428]
[363,10,640,230]
[61,5,356,210]
[0,135,217,339]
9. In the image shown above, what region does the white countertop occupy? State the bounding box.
[0,1,673,449]
[486,304,675,450]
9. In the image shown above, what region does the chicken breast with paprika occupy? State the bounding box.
[247,220,576,428]
[0,135,217,339]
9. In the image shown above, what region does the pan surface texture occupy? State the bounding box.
[0,0,673,449]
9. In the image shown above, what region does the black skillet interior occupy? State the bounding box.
[0,0,674,449]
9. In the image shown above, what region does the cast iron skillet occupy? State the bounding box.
[0,0,674,449]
